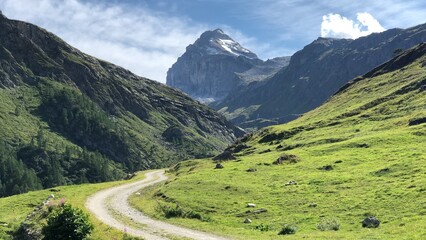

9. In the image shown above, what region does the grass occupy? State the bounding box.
[128,49,426,239]
[0,171,150,240]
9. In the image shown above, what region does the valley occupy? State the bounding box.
[0,3,425,240]
[130,43,426,239]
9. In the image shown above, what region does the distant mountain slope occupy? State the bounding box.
[166,29,289,102]
[0,13,240,197]
[215,23,426,129]
[139,43,426,239]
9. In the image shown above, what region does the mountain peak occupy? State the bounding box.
[213,28,224,34]
[193,29,258,59]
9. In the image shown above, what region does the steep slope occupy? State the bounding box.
[216,23,426,129]
[134,44,426,239]
[166,29,289,102]
[0,13,240,197]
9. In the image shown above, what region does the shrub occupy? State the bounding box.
[317,218,340,231]
[42,203,93,240]
[162,205,185,218]
[278,224,297,235]
[185,210,203,220]
[122,234,141,240]
[158,204,210,221]
[254,223,272,232]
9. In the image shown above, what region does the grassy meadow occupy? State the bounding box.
[128,49,426,239]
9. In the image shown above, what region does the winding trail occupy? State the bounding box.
[86,170,229,240]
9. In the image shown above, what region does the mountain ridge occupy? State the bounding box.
[0,14,240,197]
[214,22,426,129]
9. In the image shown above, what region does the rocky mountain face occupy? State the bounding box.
[215,23,426,129]
[166,29,289,102]
[0,13,242,196]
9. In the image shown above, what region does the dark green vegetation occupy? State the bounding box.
[0,171,148,240]
[42,203,93,240]
[131,44,426,239]
[0,142,42,196]
[0,14,239,196]
[214,23,426,130]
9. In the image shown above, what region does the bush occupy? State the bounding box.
[185,210,203,220]
[254,223,272,232]
[158,204,209,221]
[317,218,340,231]
[162,205,185,218]
[278,224,297,235]
[42,203,93,240]
[123,234,142,240]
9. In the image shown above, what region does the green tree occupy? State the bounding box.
[36,127,47,149]
[42,203,93,240]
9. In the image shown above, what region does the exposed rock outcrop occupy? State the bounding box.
[167,29,289,102]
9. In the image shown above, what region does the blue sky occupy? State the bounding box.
[1,0,426,82]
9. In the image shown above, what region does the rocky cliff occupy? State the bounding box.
[166,29,289,102]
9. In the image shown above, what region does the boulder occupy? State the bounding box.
[244,218,252,223]
[213,150,236,160]
[273,153,299,164]
[319,165,333,171]
[247,203,256,207]
[362,216,380,228]
[285,180,297,186]
[215,163,224,169]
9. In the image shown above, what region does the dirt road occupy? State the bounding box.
[86,170,229,240]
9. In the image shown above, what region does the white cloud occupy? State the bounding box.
[321,12,385,39]
[243,0,425,46]
[0,0,206,83]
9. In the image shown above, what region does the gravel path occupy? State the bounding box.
[86,170,230,240]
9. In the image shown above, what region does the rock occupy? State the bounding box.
[309,202,318,208]
[232,143,249,153]
[285,180,297,186]
[215,163,224,169]
[258,149,271,154]
[213,150,236,160]
[236,208,268,217]
[362,216,380,228]
[247,203,256,208]
[273,153,299,164]
[356,143,369,148]
[319,165,333,171]
[409,117,426,126]
[244,218,252,223]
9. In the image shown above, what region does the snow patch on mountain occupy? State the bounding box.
[194,29,258,59]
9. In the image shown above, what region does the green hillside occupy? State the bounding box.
[131,43,426,239]
[0,14,239,197]
[0,170,152,240]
